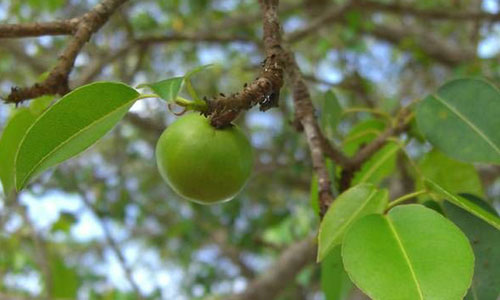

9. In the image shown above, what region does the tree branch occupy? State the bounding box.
[204,0,285,128]
[226,237,316,300]
[340,107,412,191]
[0,18,80,38]
[4,0,128,104]
[284,49,336,218]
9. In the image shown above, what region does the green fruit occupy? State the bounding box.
[156,113,253,204]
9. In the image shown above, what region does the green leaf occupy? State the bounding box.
[137,76,183,103]
[342,204,474,300]
[416,78,500,164]
[322,246,353,300]
[424,179,500,230]
[321,90,342,137]
[15,82,139,190]
[0,109,38,195]
[443,194,500,300]
[310,174,319,216]
[138,65,213,103]
[417,150,484,197]
[317,183,388,261]
[184,64,213,81]
[50,255,79,298]
[352,142,399,185]
[343,119,385,156]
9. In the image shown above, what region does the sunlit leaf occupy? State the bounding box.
[417,150,483,197]
[352,142,399,185]
[15,82,139,190]
[342,205,474,300]
[317,183,388,261]
[0,109,38,195]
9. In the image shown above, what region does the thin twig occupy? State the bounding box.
[5,0,128,104]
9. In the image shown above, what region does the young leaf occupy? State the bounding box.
[443,194,500,300]
[416,78,500,164]
[321,90,342,137]
[342,204,474,300]
[352,142,399,185]
[417,150,484,198]
[0,109,38,195]
[137,76,183,103]
[424,179,500,230]
[322,245,353,300]
[184,64,214,81]
[317,183,388,261]
[342,119,385,156]
[15,82,139,190]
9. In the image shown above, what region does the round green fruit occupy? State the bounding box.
[156,113,253,204]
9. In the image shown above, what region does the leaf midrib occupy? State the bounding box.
[16,95,138,189]
[386,217,424,300]
[432,94,500,155]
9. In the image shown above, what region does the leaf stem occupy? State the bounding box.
[135,93,158,100]
[387,190,428,210]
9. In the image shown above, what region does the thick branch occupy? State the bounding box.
[226,237,316,300]
[5,0,128,104]
[0,19,79,38]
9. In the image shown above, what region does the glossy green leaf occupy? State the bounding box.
[443,194,500,300]
[321,90,342,137]
[352,142,399,185]
[416,78,500,164]
[318,183,388,261]
[0,109,38,195]
[15,82,139,190]
[425,179,500,230]
[342,204,474,300]
[322,246,352,300]
[417,150,483,197]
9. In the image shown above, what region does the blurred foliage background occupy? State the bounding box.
[0,0,499,299]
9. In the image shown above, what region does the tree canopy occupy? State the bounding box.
[0,0,499,299]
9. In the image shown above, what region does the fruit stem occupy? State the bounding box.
[175,96,208,112]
